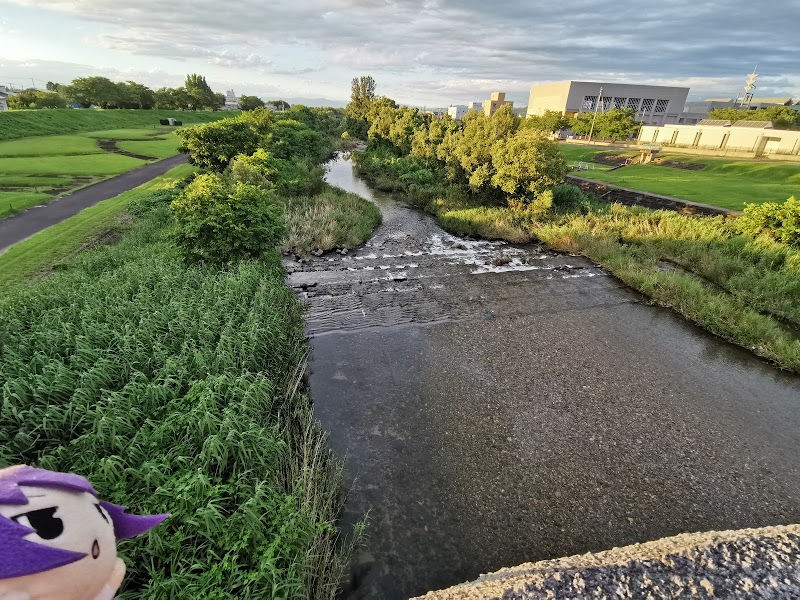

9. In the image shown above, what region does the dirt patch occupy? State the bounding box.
[652,158,706,171]
[592,152,635,167]
[96,139,157,161]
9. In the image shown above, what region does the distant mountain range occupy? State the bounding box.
[282,97,348,108]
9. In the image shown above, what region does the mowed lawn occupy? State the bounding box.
[117,136,182,159]
[0,135,104,157]
[560,144,800,210]
[0,126,182,217]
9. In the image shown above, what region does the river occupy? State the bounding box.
[286,154,800,599]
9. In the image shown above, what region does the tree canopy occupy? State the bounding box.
[570,108,640,140]
[708,106,800,129]
[239,95,266,111]
[523,110,570,134]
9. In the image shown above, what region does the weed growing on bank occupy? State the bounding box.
[0,191,357,599]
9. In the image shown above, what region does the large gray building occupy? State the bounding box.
[527,81,689,126]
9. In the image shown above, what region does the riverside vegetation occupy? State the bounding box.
[0,106,379,598]
[344,77,800,371]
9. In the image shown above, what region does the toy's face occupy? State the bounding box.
[0,485,118,596]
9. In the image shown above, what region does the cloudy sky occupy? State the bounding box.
[1,0,798,107]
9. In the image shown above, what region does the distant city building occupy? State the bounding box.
[527,81,689,126]
[448,105,468,120]
[483,91,513,117]
[222,89,240,110]
[639,120,800,159]
[0,93,7,112]
[468,101,482,111]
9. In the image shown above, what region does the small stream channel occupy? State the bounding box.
[288,155,800,599]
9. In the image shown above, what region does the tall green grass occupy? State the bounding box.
[0,192,354,598]
[282,185,381,254]
[0,109,234,141]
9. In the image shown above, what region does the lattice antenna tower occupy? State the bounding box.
[735,67,759,110]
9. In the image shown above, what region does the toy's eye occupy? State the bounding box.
[95,503,110,524]
[12,507,64,540]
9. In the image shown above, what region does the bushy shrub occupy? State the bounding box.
[177,118,261,171]
[170,173,285,264]
[228,148,278,189]
[552,183,592,213]
[265,119,326,162]
[735,196,800,247]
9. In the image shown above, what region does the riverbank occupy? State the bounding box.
[292,154,800,599]
[353,149,800,372]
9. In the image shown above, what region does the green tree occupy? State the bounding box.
[116,81,156,109]
[8,89,67,109]
[366,97,400,145]
[239,95,265,111]
[67,76,121,108]
[269,100,291,111]
[410,115,460,167]
[346,75,377,138]
[155,87,192,110]
[387,107,425,154]
[177,118,261,171]
[446,103,519,191]
[523,110,569,135]
[185,74,217,110]
[490,128,569,208]
[570,108,639,140]
[170,173,285,264]
[265,119,325,161]
[709,106,800,129]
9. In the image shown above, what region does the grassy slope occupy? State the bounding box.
[0,109,235,141]
[0,199,350,598]
[560,144,800,210]
[0,153,145,175]
[0,164,195,289]
[83,128,177,139]
[117,137,182,159]
[0,135,104,157]
[0,191,52,217]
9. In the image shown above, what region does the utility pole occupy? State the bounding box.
[587,86,603,144]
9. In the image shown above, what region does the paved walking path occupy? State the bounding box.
[0,154,187,253]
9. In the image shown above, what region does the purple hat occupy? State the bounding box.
[0,466,168,579]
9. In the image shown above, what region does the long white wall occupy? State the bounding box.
[640,124,800,158]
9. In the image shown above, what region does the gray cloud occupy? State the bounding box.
[8,0,800,104]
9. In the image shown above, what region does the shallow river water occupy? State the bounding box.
[287,155,800,599]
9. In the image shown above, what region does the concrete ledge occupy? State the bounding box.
[414,524,800,599]
[566,175,740,216]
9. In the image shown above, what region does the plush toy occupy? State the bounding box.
[0,466,168,600]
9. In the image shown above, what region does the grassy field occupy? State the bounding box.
[0,134,104,157]
[0,123,185,217]
[0,109,234,141]
[561,144,800,210]
[83,128,177,139]
[0,164,195,288]
[117,137,182,159]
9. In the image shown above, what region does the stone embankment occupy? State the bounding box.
[566,175,737,217]
[416,524,800,599]
[567,175,740,216]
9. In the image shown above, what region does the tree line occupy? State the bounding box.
[6,74,283,112]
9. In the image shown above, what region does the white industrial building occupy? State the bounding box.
[527,81,690,126]
[0,93,7,111]
[447,101,484,120]
[639,120,800,159]
[222,90,240,110]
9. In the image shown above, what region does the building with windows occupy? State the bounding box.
[483,92,513,117]
[448,105,468,120]
[526,81,689,126]
[0,93,7,112]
